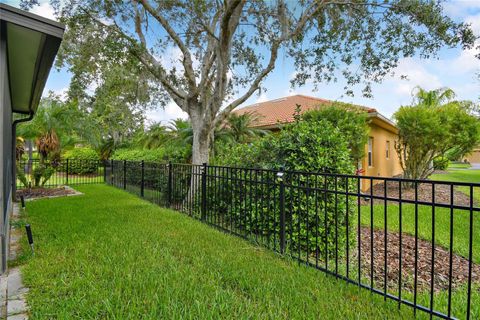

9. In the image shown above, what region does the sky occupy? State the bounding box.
[5,0,480,123]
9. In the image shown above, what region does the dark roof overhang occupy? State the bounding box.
[0,3,65,114]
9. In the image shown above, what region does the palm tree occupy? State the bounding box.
[17,96,78,163]
[137,123,169,149]
[220,112,268,144]
[167,118,193,145]
[413,87,456,107]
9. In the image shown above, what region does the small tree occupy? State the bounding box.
[394,88,480,181]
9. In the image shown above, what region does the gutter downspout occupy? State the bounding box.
[12,112,33,201]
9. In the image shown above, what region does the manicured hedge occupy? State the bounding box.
[63,147,99,174]
[215,119,357,257]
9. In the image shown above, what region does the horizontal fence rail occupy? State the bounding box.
[105,160,480,319]
[74,160,480,319]
[16,158,106,189]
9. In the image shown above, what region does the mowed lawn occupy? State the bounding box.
[361,167,480,262]
[18,184,415,319]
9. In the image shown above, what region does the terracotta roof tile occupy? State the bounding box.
[234,94,377,128]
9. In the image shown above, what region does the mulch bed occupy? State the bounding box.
[362,181,475,207]
[16,187,77,200]
[55,172,99,178]
[356,227,480,292]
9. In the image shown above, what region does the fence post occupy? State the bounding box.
[141,160,145,197]
[110,159,114,185]
[66,158,69,185]
[103,160,106,183]
[167,161,172,208]
[277,170,286,254]
[201,163,207,221]
[123,160,127,190]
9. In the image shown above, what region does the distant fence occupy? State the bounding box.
[104,160,479,320]
[16,159,105,189]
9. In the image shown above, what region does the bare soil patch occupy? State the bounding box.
[16,186,77,200]
[356,227,480,292]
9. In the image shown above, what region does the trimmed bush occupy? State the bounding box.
[433,157,449,170]
[216,119,357,257]
[112,145,189,163]
[63,147,99,174]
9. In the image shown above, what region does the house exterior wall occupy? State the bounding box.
[465,148,480,164]
[0,22,13,274]
[360,122,403,191]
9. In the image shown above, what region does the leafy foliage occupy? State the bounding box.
[302,103,370,164]
[394,88,480,181]
[25,0,476,164]
[433,157,449,170]
[63,147,99,174]
[214,120,356,256]
[16,94,82,162]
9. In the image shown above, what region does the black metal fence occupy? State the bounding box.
[16,159,105,189]
[104,160,479,320]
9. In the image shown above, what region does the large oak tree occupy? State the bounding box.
[23,0,477,164]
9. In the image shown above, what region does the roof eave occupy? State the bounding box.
[0,3,65,115]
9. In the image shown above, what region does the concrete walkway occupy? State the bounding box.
[5,268,28,319]
[1,204,29,320]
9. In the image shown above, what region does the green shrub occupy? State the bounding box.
[216,120,356,257]
[63,147,99,174]
[302,103,369,163]
[112,145,189,163]
[433,157,449,170]
[112,148,165,162]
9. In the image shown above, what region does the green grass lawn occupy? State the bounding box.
[431,167,480,184]
[446,163,472,169]
[17,184,417,319]
[431,166,480,203]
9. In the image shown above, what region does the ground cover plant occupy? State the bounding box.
[17,184,418,319]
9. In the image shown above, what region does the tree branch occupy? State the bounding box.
[80,7,188,108]
[138,0,197,92]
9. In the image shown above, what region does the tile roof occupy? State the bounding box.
[233,94,377,128]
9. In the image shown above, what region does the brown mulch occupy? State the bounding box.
[356,227,480,292]
[16,187,77,200]
[362,181,475,207]
[55,172,99,178]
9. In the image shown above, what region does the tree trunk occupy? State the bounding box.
[190,110,213,165]
[184,108,214,214]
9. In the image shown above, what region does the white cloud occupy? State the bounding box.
[451,47,480,74]
[388,58,443,98]
[30,2,57,21]
[145,100,188,124]
[255,92,268,103]
[443,1,480,19]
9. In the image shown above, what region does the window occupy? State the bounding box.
[386,140,390,159]
[368,137,373,167]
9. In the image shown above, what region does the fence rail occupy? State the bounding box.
[15,158,479,319]
[104,160,479,320]
[16,159,105,189]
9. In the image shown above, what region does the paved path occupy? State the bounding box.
[469,163,480,170]
[1,204,29,320]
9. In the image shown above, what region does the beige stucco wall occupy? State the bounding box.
[360,121,403,191]
[465,149,480,164]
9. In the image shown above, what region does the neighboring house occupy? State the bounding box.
[464,147,480,164]
[234,95,403,190]
[0,4,64,275]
